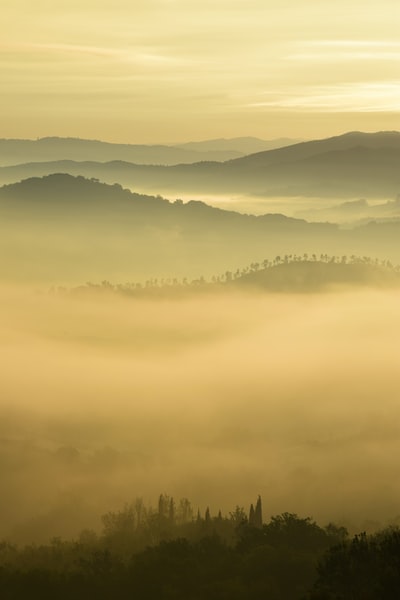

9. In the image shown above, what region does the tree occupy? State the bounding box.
[249,504,255,526]
[229,506,247,526]
[169,498,175,523]
[158,494,166,518]
[308,528,400,599]
[177,498,193,524]
[254,496,263,529]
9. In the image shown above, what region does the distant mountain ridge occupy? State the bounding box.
[0,136,300,168]
[175,136,302,154]
[0,136,241,166]
[0,131,399,198]
[227,131,400,167]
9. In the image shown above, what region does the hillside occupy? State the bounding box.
[0,174,332,283]
[175,136,302,154]
[74,258,400,298]
[0,137,242,167]
[0,136,303,168]
[227,130,400,168]
[0,132,399,199]
[230,258,400,292]
[1,174,400,284]
[0,173,317,230]
[296,196,400,224]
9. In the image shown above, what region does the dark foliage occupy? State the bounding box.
[0,502,347,600]
[3,498,399,600]
[307,528,400,599]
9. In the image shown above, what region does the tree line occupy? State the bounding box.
[49,254,400,297]
[2,492,386,599]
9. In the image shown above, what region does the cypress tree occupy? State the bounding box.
[249,503,255,526]
[169,497,175,523]
[254,495,263,528]
[158,494,165,518]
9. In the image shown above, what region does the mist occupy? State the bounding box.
[2,283,400,542]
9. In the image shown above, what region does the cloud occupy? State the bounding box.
[1,42,188,68]
[288,52,400,62]
[247,81,400,113]
[304,39,400,48]
[286,39,400,63]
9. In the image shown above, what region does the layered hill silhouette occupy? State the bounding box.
[0,136,298,167]
[0,136,241,166]
[1,174,400,283]
[0,132,399,199]
[174,136,302,154]
[296,196,400,225]
[0,173,334,237]
[229,258,400,292]
[76,258,400,298]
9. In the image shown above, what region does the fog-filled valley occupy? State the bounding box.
[2,173,400,286]
[4,0,400,592]
[2,131,400,599]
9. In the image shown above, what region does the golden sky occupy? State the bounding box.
[1,0,400,142]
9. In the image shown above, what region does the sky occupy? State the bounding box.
[1,0,400,143]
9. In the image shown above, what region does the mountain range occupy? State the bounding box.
[174,136,301,154]
[0,132,399,199]
[0,136,300,167]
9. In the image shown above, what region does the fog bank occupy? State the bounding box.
[1,285,400,541]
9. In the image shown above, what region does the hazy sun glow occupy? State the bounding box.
[1,0,399,142]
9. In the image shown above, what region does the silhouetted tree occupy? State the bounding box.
[254,496,263,528]
[249,503,255,526]
[169,498,175,524]
[307,529,400,599]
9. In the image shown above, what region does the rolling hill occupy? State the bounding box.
[0,136,300,168]
[174,136,302,154]
[0,132,399,199]
[0,136,241,167]
[229,259,400,292]
[73,258,400,297]
[1,174,400,284]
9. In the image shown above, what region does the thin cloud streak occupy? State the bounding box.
[1,42,188,67]
[288,52,400,62]
[247,82,400,113]
[2,1,399,140]
[286,40,400,63]
[304,40,400,48]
